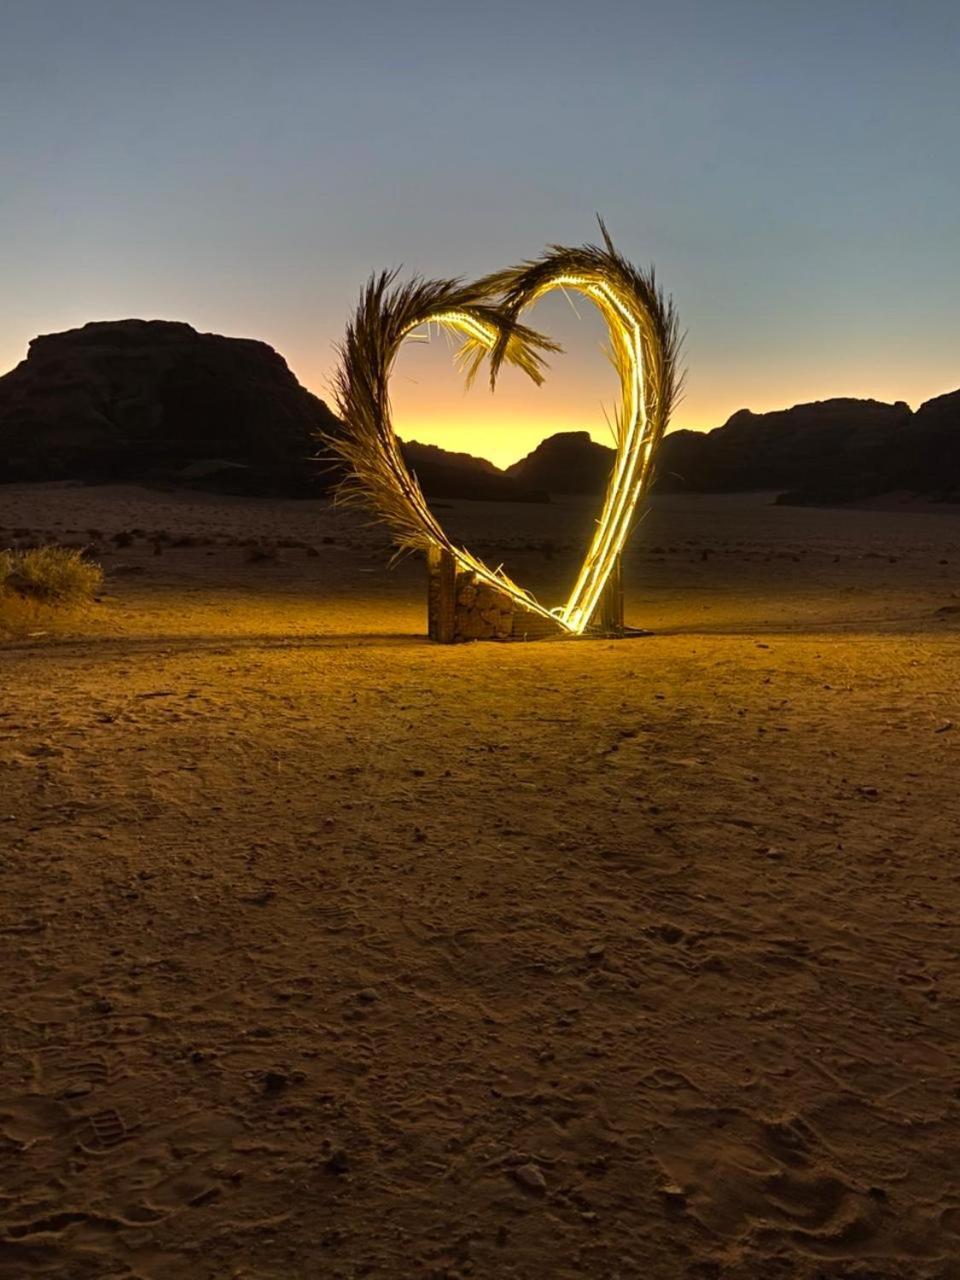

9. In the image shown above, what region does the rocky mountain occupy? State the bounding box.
[0,319,341,495]
[507,431,614,494]
[401,441,546,502]
[0,320,544,502]
[658,398,914,499]
[656,395,960,504]
[501,398,959,503]
[1,320,956,504]
[882,388,960,500]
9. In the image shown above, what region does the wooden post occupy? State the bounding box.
[593,556,624,635]
[427,545,457,643]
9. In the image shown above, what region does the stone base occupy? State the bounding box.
[427,547,568,643]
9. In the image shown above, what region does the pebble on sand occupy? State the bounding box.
[511,1163,547,1194]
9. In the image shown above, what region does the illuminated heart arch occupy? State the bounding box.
[327,226,682,635]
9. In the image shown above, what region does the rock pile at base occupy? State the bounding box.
[450,572,566,642]
[454,576,515,640]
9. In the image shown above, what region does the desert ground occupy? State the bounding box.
[1,483,959,1280]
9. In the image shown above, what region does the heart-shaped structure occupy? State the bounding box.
[327,227,682,637]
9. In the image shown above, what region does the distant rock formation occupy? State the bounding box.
[2,319,956,504]
[504,399,959,504]
[657,398,915,499]
[0,319,341,494]
[897,388,960,499]
[400,441,547,503]
[507,431,614,493]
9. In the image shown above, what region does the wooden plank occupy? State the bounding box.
[426,546,457,643]
[593,557,624,635]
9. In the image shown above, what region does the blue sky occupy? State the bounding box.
[2,0,958,464]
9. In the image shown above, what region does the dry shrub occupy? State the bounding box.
[2,546,103,602]
[1,546,103,638]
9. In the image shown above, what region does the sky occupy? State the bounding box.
[2,0,958,468]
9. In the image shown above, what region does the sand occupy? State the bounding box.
[1,484,959,1279]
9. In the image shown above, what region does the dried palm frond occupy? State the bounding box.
[474,222,684,630]
[321,271,561,616]
[323,226,682,634]
[480,220,683,427]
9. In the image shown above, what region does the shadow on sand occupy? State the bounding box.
[3,630,432,658]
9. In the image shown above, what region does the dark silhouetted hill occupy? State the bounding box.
[0,319,341,495]
[2,320,956,504]
[400,441,547,502]
[507,431,615,493]
[658,398,912,496]
[658,396,960,504]
[887,388,960,500]
[503,400,960,504]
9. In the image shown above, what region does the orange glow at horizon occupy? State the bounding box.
[291,288,959,473]
[306,375,960,471]
[372,355,958,473]
[2,322,955,476]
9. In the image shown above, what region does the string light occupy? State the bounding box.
[328,233,681,637]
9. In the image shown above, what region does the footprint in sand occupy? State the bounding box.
[654,1110,884,1255]
[0,1095,70,1148]
[41,1052,116,1101]
[640,1066,700,1093]
[79,1108,132,1152]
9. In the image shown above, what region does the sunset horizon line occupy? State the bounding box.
[2,313,956,475]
